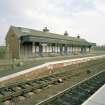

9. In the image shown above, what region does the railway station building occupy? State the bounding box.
[6,26,95,58]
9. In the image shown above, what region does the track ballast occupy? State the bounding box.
[36,70,105,105]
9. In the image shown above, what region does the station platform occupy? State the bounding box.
[82,84,105,105]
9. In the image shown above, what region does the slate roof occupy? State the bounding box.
[9,26,95,46]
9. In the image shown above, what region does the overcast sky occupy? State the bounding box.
[0,0,105,45]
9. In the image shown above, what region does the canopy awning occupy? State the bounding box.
[20,36,91,47]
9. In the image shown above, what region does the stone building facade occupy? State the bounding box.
[6,26,95,59]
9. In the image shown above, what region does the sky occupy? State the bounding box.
[0,0,105,45]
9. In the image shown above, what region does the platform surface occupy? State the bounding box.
[82,84,105,105]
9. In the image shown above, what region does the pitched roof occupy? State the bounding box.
[10,25,93,46]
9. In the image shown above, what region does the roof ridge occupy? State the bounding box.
[12,26,85,40]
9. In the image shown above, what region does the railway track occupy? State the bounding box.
[36,70,105,105]
[0,74,58,103]
[0,57,105,104]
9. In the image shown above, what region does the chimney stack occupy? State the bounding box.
[77,34,80,39]
[64,31,68,36]
[43,27,49,32]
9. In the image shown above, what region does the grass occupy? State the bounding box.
[0,51,105,78]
